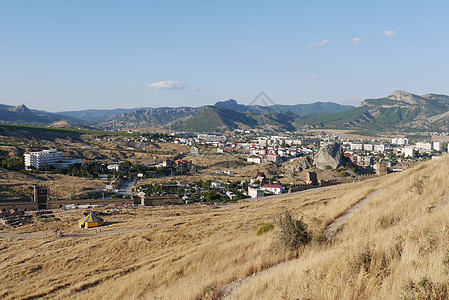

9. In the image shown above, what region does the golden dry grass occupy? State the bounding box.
[1,156,448,299]
[0,168,107,199]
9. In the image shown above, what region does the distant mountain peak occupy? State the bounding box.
[387,90,422,105]
[214,99,247,111]
[11,104,31,113]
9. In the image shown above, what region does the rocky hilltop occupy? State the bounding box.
[313,142,345,170]
[296,90,449,131]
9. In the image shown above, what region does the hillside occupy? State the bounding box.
[214,99,354,115]
[295,90,449,131]
[172,106,297,132]
[57,108,142,123]
[0,104,64,125]
[1,156,449,299]
[99,107,201,129]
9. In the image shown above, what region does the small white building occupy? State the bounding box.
[107,164,123,172]
[226,191,237,200]
[190,146,200,155]
[403,147,415,158]
[210,182,222,189]
[248,187,264,199]
[247,155,263,164]
[260,184,284,195]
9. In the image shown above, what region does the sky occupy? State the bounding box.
[1,1,449,112]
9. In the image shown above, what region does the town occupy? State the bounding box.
[2,127,447,212]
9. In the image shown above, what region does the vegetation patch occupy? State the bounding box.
[256,222,274,236]
[275,210,312,250]
[403,276,448,300]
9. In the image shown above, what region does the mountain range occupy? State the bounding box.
[294,90,449,132]
[1,90,449,133]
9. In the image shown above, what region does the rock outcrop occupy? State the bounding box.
[313,142,344,169]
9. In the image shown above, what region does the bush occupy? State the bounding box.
[313,233,328,245]
[403,276,448,299]
[257,222,274,236]
[276,210,311,250]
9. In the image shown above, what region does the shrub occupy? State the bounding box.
[352,247,372,272]
[313,233,328,245]
[403,276,448,299]
[257,222,274,236]
[275,210,311,250]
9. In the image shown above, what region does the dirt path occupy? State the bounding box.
[220,188,384,299]
[323,188,384,239]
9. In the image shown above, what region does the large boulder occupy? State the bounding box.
[313,142,344,169]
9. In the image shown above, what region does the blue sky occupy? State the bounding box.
[1,1,449,111]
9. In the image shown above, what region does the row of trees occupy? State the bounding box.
[0,156,24,171]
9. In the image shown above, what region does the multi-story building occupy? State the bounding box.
[350,143,363,150]
[374,144,386,153]
[403,147,415,157]
[24,149,63,170]
[415,142,432,150]
[433,142,444,151]
[197,134,226,143]
[392,138,409,145]
[363,144,374,152]
[266,153,281,164]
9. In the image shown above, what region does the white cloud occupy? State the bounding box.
[384,30,396,37]
[312,75,319,80]
[351,37,362,45]
[146,81,185,89]
[309,39,329,49]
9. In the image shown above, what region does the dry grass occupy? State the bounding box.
[0,168,106,199]
[1,156,448,299]
[235,156,449,299]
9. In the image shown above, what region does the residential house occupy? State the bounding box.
[260,184,284,195]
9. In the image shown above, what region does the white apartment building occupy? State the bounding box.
[415,142,432,150]
[197,134,226,143]
[403,147,415,158]
[350,143,363,150]
[433,142,444,151]
[24,149,63,170]
[363,144,374,151]
[374,144,386,153]
[392,138,409,145]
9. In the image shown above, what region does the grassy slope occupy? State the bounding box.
[1,156,448,299]
[173,106,297,133]
[236,156,449,299]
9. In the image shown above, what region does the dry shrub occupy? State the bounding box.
[402,276,448,300]
[256,223,274,236]
[276,210,311,250]
[351,247,372,273]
